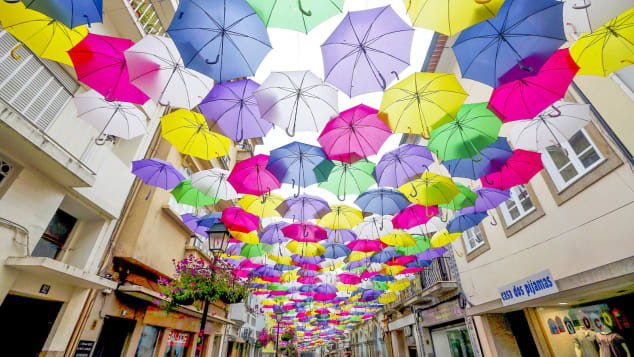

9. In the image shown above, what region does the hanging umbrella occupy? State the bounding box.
[378,292,398,304]
[315,160,376,201]
[167,0,272,83]
[282,223,327,243]
[570,7,634,76]
[399,172,460,209]
[318,105,392,164]
[388,279,410,292]
[322,5,414,97]
[196,212,222,228]
[18,0,102,28]
[231,231,260,244]
[489,49,580,123]
[239,194,285,218]
[452,0,566,88]
[369,247,398,264]
[405,0,506,36]
[480,150,544,190]
[325,229,357,244]
[347,239,385,253]
[354,188,409,216]
[247,0,343,33]
[319,205,363,230]
[267,142,328,196]
[430,229,462,248]
[380,230,416,247]
[228,154,282,196]
[68,34,149,104]
[0,1,87,66]
[509,101,592,151]
[221,207,260,233]
[415,246,447,260]
[380,72,468,139]
[254,71,339,136]
[353,215,394,240]
[447,212,488,233]
[124,35,213,110]
[460,187,510,215]
[395,236,430,256]
[375,144,434,188]
[171,180,219,208]
[191,168,239,202]
[428,103,502,161]
[181,213,210,237]
[131,158,186,190]
[277,194,331,222]
[287,241,326,257]
[161,109,230,160]
[241,244,268,258]
[259,222,290,244]
[562,0,632,36]
[439,183,477,211]
[73,90,146,142]
[322,243,351,259]
[199,79,273,141]
[442,138,514,180]
[392,204,438,230]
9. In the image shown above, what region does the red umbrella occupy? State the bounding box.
[346,239,385,252]
[480,150,543,190]
[221,207,259,233]
[392,204,439,229]
[282,222,327,242]
[228,154,281,196]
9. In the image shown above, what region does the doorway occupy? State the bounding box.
[92,316,137,357]
[0,294,63,356]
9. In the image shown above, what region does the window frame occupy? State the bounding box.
[494,183,545,238]
[462,225,485,254]
[459,223,491,262]
[499,185,536,227]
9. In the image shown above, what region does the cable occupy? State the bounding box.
[0,216,30,256]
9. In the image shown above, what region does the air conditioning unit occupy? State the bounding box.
[404,326,412,336]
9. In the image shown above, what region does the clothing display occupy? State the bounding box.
[596,332,628,357]
[574,330,599,357]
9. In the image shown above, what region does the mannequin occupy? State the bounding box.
[596,326,631,357]
[574,326,599,357]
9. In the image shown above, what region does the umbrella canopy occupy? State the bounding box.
[247,0,344,33]
[196,212,222,228]
[161,109,230,160]
[228,154,282,196]
[241,244,268,258]
[287,241,326,257]
[171,180,219,207]
[73,90,146,141]
[460,187,511,214]
[319,205,363,230]
[282,223,327,243]
[221,207,260,233]
[375,144,434,188]
[395,236,430,255]
[415,246,447,260]
[267,142,328,194]
[199,79,273,141]
[428,103,502,161]
[325,229,357,244]
[167,0,272,83]
[370,247,398,264]
[447,212,488,233]
[191,168,239,201]
[354,188,409,216]
[380,230,416,247]
[124,35,214,110]
[131,158,185,190]
[392,204,438,230]
[259,222,290,244]
[321,6,414,97]
[231,231,260,245]
[430,229,463,248]
[452,0,566,88]
[442,138,514,180]
[322,243,351,259]
[318,105,392,164]
[347,239,385,253]
[353,215,394,240]
[277,195,331,222]
[68,34,149,104]
[239,193,285,218]
[399,172,460,207]
[315,160,376,201]
[0,1,87,66]
[255,70,339,136]
[405,0,506,36]
[19,0,102,28]
[489,49,580,123]
[480,150,544,190]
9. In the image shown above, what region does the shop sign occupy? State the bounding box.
[167,331,190,347]
[73,340,94,357]
[420,299,465,327]
[498,270,558,306]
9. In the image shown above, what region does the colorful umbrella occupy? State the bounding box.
[354,188,409,216]
[321,6,414,96]
[319,205,363,230]
[241,244,268,258]
[452,0,566,88]
[167,0,272,83]
[399,172,460,208]
[353,215,394,240]
[375,144,434,188]
[228,154,282,196]
[221,207,260,233]
[370,247,398,264]
[239,193,285,218]
[231,231,260,245]
[287,241,326,257]
[460,187,511,214]
[171,179,219,208]
[392,204,439,230]
[181,213,210,237]
[405,0,506,36]
[277,195,331,222]
[439,183,477,211]
[380,230,416,247]
[131,158,185,190]
[430,229,462,248]
[415,246,447,260]
[196,212,222,228]
[325,229,357,244]
[480,150,543,190]
[318,105,392,164]
[247,0,344,33]
[191,168,239,201]
[259,222,290,244]
[18,0,102,28]
[442,138,514,180]
[447,212,488,233]
[315,160,376,201]
[283,223,327,243]
[161,109,230,160]
[347,239,385,253]
[395,236,430,256]
[267,142,328,196]
[322,243,351,259]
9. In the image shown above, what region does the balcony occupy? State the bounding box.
[418,256,460,298]
[229,302,248,326]
[236,140,254,162]
[106,0,170,42]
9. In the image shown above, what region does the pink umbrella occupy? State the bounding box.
[298,276,320,284]
[239,259,262,269]
[361,270,379,280]
[221,207,260,233]
[401,267,425,274]
[346,239,385,252]
[228,154,281,196]
[488,49,580,122]
[339,273,361,285]
[282,223,327,243]
[392,204,439,229]
[68,34,149,104]
[318,104,392,163]
[480,150,543,190]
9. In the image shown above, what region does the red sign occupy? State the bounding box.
[167,331,190,347]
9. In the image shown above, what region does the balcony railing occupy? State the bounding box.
[238,140,254,153]
[126,0,166,35]
[420,257,458,289]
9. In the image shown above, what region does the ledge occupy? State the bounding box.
[5,256,116,289]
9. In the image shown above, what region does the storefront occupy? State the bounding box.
[418,298,477,357]
[388,313,418,357]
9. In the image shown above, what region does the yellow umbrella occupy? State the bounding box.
[286,241,326,257]
[319,262,344,272]
[382,265,406,276]
[319,205,363,229]
[220,253,242,260]
[281,269,299,282]
[380,230,416,247]
[430,229,463,248]
[238,193,284,218]
[261,299,277,305]
[399,172,460,208]
[348,251,374,261]
[380,72,467,139]
[267,253,292,265]
[337,283,359,292]
[405,0,505,36]
[231,231,260,244]
[388,278,411,292]
[378,292,398,304]
[161,109,230,162]
[0,1,87,66]
[253,278,269,284]
[570,7,634,76]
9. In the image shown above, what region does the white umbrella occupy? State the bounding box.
[510,101,591,152]
[405,217,446,236]
[267,243,292,257]
[73,90,147,143]
[124,35,214,110]
[191,168,239,201]
[563,0,632,36]
[254,70,338,136]
[353,214,393,240]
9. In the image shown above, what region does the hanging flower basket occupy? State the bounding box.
[219,290,247,304]
[172,292,194,306]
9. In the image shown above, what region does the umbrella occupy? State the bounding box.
[221,207,260,233]
[319,205,363,230]
[191,169,239,202]
[442,138,514,180]
[267,142,328,196]
[399,172,460,209]
[415,246,447,260]
[325,229,357,244]
[247,0,344,33]
[388,279,410,292]
[392,204,438,230]
[18,0,102,28]
[347,239,385,253]
[395,236,430,255]
[161,109,230,160]
[282,223,327,243]
[321,5,414,97]
[428,103,502,161]
[259,222,290,244]
[439,183,477,211]
[255,70,339,136]
[199,79,272,141]
[488,49,580,123]
[166,0,272,83]
[0,1,87,66]
[315,160,376,201]
[241,244,268,258]
[277,195,331,222]
[369,247,398,264]
[68,34,149,104]
[375,144,434,188]
[570,7,634,76]
[378,292,398,304]
[353,215,394,240]
[380,230,416,247]
[287,241,326,257]
[322,243,351,259]
[180,213,210,237]
[480,150,544,190]
[460,187,511,215]
[171,180,219,208]
[73,90,146,142]
[318,105,392,164]
[380,72,468,139]
[405,0,506,36]
[196,212,222,228]
[447,212,488,233]
[563,0,632,35]
[509,101,592,151]
[231,231,260,245]
[339,274,362,285]
[228,154,282,196]
[430,229,462,248]
[354,188,409,216]
[131,158,185,190]
[452,0,566,88]
[124,35,214,110]
[239,194,285,218]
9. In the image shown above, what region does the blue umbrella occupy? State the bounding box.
[196,212,222,228]
[274,264,297,271]
[21,0,102,28]
[370,274,395,282]
[370,247,398,263]
[167,0,272,83]
[442,138,513,180]
[276,194,331,221]
[267,142,327,196]
[452,0,566,88]
[406,259,431,268]
[447,212,488,233]
[322,243,351,259]
[299,284,316,293]
[354,188,410,216]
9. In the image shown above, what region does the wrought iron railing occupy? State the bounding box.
[239,140,254,153]
[126,0,166,36]
[420,257,457,289]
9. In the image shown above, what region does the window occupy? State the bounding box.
[134,325,162,357]
[542,129,604,191]
[0,156,14,186]
[499,185,535,226]
[32,209,77,259]
[462,226,484,254]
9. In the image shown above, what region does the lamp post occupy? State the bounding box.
[275,308,283,357]
[194,222,230,357]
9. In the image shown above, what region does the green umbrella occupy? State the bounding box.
[428,103,502,161]
[170,179,219,207]
[268,283,289,291]
[439,183,477,210]
[373,281,389,291]
[395,236,430,255]
[315,160,376,201]
[247,0,344,34]
[241,244,267,258]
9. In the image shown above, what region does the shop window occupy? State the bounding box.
[495,184,545,237]
[134,325,162,357]
[460,224,490,262]
[32,209,77,259]
[165,330,191,357]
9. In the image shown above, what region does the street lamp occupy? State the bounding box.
[275,308,284,357]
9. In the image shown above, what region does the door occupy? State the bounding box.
[0,294,63,357]
[93,316,137,357]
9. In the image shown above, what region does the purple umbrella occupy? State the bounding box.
[298,269,319,277]
[314,283,338,295]
[292,255,325,265]
[132,158,185,191]
[360,289,381,302]
[375,144,434,187]
[181,213,210,237]
[414,247,447,261]
[460,188,511,214]
[276,194,331,221]
[199,79,273,141]
[226,242,245,257]
[325,228,357,244]
[345,258,370,270]
[321,6,414,97]
[259,222,290,244]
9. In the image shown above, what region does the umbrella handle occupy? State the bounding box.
[454,248,464,257]
[298,0,312,16]
[285,125,296,137]
[489,214,498,226]
[181,155,192,168]
[391,71,399,81]
[548,105,562,118]
[472,151,482,162]
[517,60,534,72]
[337,192,346,202]
[483,175,494,186]
[474,0,491,3]
[440,210,448,222]
[10,43,22,60]
[84,15,91,28]
[378,72,387,90]
[572,0,591,9]
[303,225,310,237]
[566,22,579,36]
[409,183,418,198]
[94,134,107,146]
[145,188,152,200]
[406,0,412,11]
[236,128,245,142]
[421,129,431,140]
[425,206,435,218]
[4,0,20,3]
[205,55,220,65]
[622,60,634,65]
